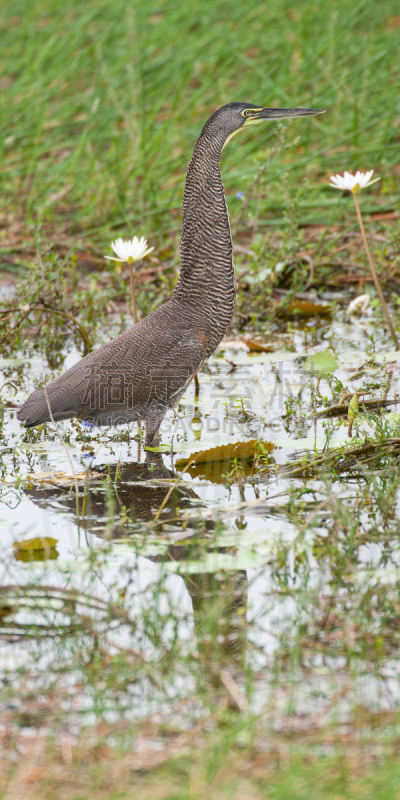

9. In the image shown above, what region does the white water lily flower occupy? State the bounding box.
[104,236,154,264]
[347,293,371,315]
[329,170,380,194]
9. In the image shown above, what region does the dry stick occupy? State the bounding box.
[220,669,249,713]
[338,389,373,406]
[353,193,399,350]
[129,261,138,324]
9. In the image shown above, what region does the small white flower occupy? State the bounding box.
[329,170,380,194]
[347,294,371,315]
[104,236,154,264]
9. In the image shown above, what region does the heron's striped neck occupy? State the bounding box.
[173,120,236,356]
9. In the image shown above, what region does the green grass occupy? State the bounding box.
[5,732,400,799]
[1,0,400,254]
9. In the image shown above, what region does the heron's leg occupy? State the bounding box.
[146,424,159,447]
[144,405,167,447]
[145,449,163,465]
[145,449,172,479]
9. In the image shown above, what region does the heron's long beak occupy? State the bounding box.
[224,107,325,148]
[245,107,325,124]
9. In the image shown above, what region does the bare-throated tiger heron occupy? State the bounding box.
[17,103,324,446]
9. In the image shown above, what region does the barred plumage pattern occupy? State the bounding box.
[175,109,237,357]
[17,104,246,444]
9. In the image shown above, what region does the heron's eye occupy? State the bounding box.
[244,110,251,117]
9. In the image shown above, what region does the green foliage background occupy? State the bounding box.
[1,0,399,245]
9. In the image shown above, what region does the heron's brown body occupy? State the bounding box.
[17,102,323,444]
[19,298,209,443]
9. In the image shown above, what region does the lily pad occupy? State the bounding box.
[281,299,332,318]
[243,338,275,353]
[13,536,59,562]
[176,439,274,483]
[303,348,338,376]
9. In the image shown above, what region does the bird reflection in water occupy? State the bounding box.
[26,451,248,691]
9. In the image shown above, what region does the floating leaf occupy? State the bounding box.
[176,440,274,484]
[303,348,338,376]
[221,338,274,353]
[280,299,331,318]
[176,439,273,466]
[243,338,274,353]
[13,537,59,562]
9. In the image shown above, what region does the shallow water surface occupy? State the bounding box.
[2,303,400,731]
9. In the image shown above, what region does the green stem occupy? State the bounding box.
[129,264,138,325]
[129,262,138,324]
[353,193,399,350]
